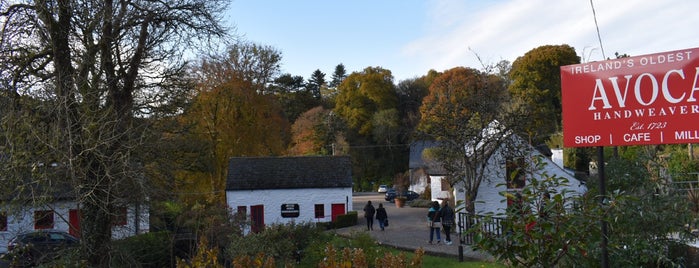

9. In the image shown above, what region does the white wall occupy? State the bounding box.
[226,187,353,227]
[409,173,429,194]
[433,145,586,218]
[0,201,149,253]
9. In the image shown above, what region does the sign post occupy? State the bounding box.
[561,47,699,267]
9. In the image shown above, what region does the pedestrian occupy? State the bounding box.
[427,201,441,244]
[375,203,388,231]
[440,200,455,245]
[363,200,376,231]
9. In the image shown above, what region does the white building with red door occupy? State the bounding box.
[225,156,353,233]
[0,197,149,253]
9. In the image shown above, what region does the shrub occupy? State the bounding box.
[112,231,173,268]
[224,222,327,266]
[334,211,358,228]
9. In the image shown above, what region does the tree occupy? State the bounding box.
[329,63,347,88]
[333,67,403,189]
[288,106,345,156]
[0,0,227,266]
[270,73,319,123]
[183,42,290,202]
[307,69,326,100]
[395,75,432,143]
[416,67,511,214]
[334,66,397,137]
[509,45,580,145]
[213,41,282,95]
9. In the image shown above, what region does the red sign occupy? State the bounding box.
[561,47,699,147]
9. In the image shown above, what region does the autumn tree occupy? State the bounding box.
[416,67,512,214]
[288,106,346,156]
[509,44,580,145]
[334,66,405,188]
[335,66,397,137]
[181,42,290,203]
[0,0,227,266]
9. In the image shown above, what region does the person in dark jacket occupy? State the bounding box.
[363,201,376,231]
[440,200,455,245]
[427,201,441,244]
[375,203,388,231]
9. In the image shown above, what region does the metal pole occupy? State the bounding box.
[598,146,609,268]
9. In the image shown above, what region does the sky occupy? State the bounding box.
[225,0,699,82]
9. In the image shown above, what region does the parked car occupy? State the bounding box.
[5,230,79,266]
[384,190,420,202]
[377,185,389,193]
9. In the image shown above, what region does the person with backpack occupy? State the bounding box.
[427,201,441,244]
[375,203,388,231]
[440,200,455,245]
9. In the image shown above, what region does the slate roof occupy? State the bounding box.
[226,156,352,191]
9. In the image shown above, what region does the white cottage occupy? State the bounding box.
[411,135,586,216]
[225,156,353,233]
[0,195,149,253]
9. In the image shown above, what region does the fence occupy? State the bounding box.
[457,212,505,245]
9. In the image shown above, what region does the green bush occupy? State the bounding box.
[334,211,358,228]
[410,199,433,208]
[111,231,173,268]
[225,222,327,266]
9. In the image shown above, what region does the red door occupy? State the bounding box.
[331,204,345,222]
[250,205,264,233]
[68,209,81,238]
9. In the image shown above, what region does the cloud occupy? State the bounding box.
[402,0,699,75]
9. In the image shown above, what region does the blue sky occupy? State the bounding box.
[225,0,699,82]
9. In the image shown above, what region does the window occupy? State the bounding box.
[314,204,324,218]
[113,207,128,226]
[0,212,6,231]
[236,206,247,221]
[34,210,54,229]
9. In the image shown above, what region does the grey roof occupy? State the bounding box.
[226,156,352,191]
[409,141,447,175]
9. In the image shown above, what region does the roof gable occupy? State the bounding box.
[226,156,352,191]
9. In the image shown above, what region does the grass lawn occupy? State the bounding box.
[389,247,505,268]
[299,231,506,267]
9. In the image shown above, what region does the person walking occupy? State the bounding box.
[440,200,455,245]
[427,201,441,244]
[363,200,376,231]
[375,203,388,231]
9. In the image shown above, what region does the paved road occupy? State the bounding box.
[338,192,492,262]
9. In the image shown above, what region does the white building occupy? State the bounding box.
[411,133,585,216]
[0,198,149,253]
[225,156,353,233]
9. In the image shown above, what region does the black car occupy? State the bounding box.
[384,189,420,202]
[5,230,79,266]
